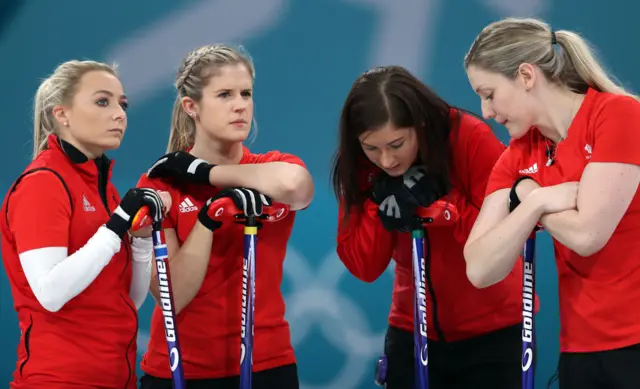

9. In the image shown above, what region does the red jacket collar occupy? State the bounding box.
[46,134,114,182]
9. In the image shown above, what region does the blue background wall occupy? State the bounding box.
[1,1,638,388]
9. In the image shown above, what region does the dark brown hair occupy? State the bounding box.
[331,65,460,216]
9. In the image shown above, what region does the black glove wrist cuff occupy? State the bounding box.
[198,207,221,231]
[105,214,129,239]
[508,176,536,213]
[195,164,214,185]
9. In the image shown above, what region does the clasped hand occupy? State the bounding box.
[128,191,172,238]
[371,166,448,232]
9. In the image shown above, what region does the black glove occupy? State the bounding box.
[371,174,419,233]
[399,165,448,208]
[198,188,272,231]
[371,166,448,233]
[106,188,164,238]
[147,151,214,185]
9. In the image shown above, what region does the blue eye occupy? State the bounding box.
[218,91,230,98]
[96,97,128,110]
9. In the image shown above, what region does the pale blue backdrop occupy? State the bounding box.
[1,1,638,388]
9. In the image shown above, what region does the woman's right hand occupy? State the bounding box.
[531,182,579,214]
[147,151,214,185]
[370,173,419,233]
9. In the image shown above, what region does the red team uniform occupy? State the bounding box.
[1,135,138,389]
[485,87,640,354]
[337,111,536,343]
[137,146,306,379]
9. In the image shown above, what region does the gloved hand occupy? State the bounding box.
[147,151,214,185]
[106,188,165,238]
[371,174,419,233]
[371,166,449,233]
[400,165,449,208]
[198,188,272,231]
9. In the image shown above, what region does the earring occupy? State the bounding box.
[63,122,69,127]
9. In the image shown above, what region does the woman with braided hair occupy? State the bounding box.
[137,44,314,389]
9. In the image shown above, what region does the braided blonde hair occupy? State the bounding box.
[464,17,637,100]
[167,44,256,152]
[33,60,118,160]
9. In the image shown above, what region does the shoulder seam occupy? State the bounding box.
[5,168,73,227]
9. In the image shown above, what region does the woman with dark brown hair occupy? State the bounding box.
[331,65,535,389]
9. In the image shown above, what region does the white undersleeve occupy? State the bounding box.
[19,226,121,312]
[129,236,153,309]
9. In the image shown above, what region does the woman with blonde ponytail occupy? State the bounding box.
[136,44,313,389]
[1,60,170,389]
[463,17,640,388]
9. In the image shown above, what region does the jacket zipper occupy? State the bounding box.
[96,159,110,213]
[19,315,33,377]
[424,230,446,342]
[121,287,138,389]
[96,160,137,389]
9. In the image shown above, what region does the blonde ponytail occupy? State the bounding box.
[465,17,638,100]
[166,96,196,152]
[32,81,54,160]
[555,30,638,100]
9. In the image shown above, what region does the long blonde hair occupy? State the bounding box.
[464,17,638,100]
[167,44,256,153]
[32,60,118,160]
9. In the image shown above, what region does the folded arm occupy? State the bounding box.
[540,162,640,256]
[463,188,545,288]
[210,158,313,211]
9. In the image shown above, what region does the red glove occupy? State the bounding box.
[131,197,290,231]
